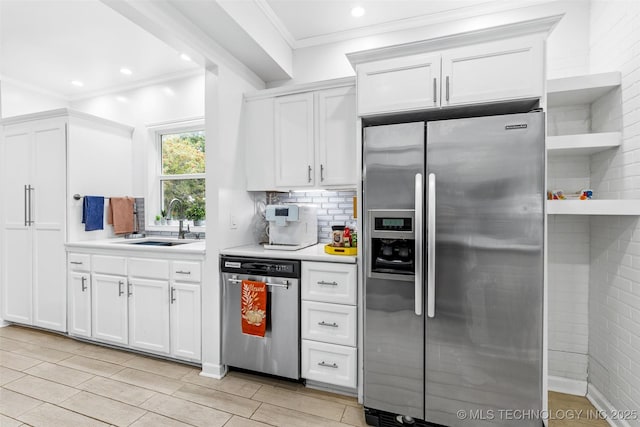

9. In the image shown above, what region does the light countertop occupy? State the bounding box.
[66,237,206,256]
[220,243,357,264]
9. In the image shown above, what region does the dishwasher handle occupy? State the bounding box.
[227,276,290,289]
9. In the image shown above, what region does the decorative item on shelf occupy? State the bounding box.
[155,215,162,225]
[185,198,206,226]
[160,209,167,225]
[548,189,594,201]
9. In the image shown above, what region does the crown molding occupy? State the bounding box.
[0,108,134,134]
[253,0,296,49]
[347,14,563,68]
[244,76,355,101]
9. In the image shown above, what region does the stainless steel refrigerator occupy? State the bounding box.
[363,112,545,427]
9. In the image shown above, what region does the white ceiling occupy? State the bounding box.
[0,0,553,99]
[0,0,199,100]
[265,0,500,45]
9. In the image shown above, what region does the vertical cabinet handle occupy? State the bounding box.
[118,280,124,296]
[29,186,34,225]
[433,78,437,103]
[308,165,312,183]
[127,282,132,297]
[170,287,176,304]
[81,276,87,292]
[415,173,423,316]
[24,185,28,226]
[427,173,436,318]
[320,164,325,182]
[445,76,450,102]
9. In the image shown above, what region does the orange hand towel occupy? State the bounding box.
[241,280,267,337]
[108,197,135,235]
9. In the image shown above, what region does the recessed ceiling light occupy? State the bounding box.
[71,80,84,87]
[116,96,128,103]
[351,6,365,17]
[180,53,192,62]
[120,68,132,75]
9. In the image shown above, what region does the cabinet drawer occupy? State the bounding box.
[68,253,91,272]
[172,261,201,282]
[302,301,356,347]
[301,340,356,388]
[302,262,356,305]
[92,255,126,276]
[129,258,169,280]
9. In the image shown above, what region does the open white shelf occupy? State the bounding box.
[547,200,640,215]
[547,71,621,107]
[547,132,621,155]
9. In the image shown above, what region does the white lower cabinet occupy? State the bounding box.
[92,273,128,345]
[129,278,170,354]
[301,261,357,390]
[67,250,202,362]
[302,340,357,389]
[170,282,201,361]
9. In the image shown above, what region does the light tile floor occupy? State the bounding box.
[0,325,604,427]
[0,325,366,427]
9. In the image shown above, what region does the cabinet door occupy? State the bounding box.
[68,272,91,338]
[1,128,33,325]
[91,273,128,345]
[32,122,67,332]
[129,278,170,354]
[316,87,357,187]
[441,35,543,106]
[357,53,441,116]
[170,282,201,361]
[245,98,276,191]
[274,92,315,188]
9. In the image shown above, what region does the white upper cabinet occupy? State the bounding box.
[274,92,316,188]
[357,53,441,116]
[353,33,547,116]
[315,86,357,187]
[441,36,543,107]
[245,79,357,191]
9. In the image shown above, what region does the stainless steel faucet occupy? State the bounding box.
[178,220,190,239]
[168,198,189,239]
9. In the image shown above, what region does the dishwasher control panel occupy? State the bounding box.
[220,255,300,278]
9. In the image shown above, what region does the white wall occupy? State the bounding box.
[587,0,640,421]
[70,73,205,206]
[201,63,260,377]
[268,0,590,88]
[0,80,69,118]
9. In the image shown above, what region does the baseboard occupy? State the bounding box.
[587,384,632,427]
[200,362,227,379]
[548,375,587,396]
[0,320,9,327]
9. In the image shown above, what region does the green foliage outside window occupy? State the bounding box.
[161,131,205,219]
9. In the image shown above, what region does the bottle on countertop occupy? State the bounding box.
[343,226,351,248]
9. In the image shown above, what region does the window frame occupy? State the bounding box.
[146,118,205,229]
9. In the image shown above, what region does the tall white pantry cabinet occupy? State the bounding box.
[0,109,133,332]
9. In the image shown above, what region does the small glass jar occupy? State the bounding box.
[331,225,345,247]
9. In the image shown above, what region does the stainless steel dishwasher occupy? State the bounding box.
[221,255,300,380]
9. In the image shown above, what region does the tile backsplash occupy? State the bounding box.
[275,190,357,243]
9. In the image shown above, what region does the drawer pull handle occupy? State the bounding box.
[176,270,191,275]
[70,261,83,265]
[317,280,338,286]
[318,361,338,369]
[318,321,339,328]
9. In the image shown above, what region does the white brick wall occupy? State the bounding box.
[587,0,640,424]
[274,190,357,243]
[548,216,590,381]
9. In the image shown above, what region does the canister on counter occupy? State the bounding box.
[331,225,345,247]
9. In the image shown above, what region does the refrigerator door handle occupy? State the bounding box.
[414,173,423,316]
[427,173,436,318]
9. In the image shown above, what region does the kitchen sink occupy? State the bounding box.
[115,238,198,247]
